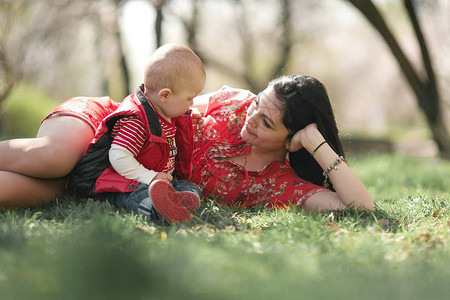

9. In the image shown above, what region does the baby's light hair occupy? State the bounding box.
[144,43,205,93]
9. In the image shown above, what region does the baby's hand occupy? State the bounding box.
[153,172,173,183]
[191,111,205,131]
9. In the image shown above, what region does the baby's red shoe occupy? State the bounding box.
[149,180,190,224]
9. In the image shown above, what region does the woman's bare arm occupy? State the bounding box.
[291,124,375,212]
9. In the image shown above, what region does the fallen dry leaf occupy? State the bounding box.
[432,209,442,218]
[378,219,390,227]
[415,232,431,242]
[137,225,158,234]
[327,223,351,235]
[395,236,406,243]
[177,229,188,238]
[326,212,335,224]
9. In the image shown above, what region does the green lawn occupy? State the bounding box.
[1,154,449,300]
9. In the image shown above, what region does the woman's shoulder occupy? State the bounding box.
[196,86,255,145]
[197,86,256,116]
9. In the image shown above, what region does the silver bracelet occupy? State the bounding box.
[323,156,344,188]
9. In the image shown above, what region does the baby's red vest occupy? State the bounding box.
[68,88,193,196]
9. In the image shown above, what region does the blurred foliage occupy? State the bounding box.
[1,82,59,138]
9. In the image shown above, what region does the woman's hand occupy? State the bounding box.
[288,123,324,153]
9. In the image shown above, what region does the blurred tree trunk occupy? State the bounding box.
[184,0,200,51]
[149,0,167,48]
[179,0,293,92]
[269,0,292,81]
[93,10,109,95]
[112,0,131,96]
[347,0,450,158]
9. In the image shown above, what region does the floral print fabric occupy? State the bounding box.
[190,86,327,208]
[43,96,120,132]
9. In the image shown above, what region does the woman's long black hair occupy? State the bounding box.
[269,75,345,189]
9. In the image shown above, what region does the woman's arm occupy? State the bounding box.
[291,124,375,212]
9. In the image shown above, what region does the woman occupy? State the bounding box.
[190,75,374,211]
[0,75,374,212]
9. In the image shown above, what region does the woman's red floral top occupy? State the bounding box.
[190,86,327,208]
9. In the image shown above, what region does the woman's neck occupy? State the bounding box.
[244,146,287,171]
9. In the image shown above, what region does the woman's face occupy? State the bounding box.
[241,86,290,152]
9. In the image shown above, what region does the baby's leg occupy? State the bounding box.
[0,116,94,178]
[0,171,66,208]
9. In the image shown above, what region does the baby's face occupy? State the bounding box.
[163,72,206,118]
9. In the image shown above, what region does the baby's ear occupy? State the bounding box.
[158,88,172,102]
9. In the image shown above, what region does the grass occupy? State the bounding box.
[0,154,449,300]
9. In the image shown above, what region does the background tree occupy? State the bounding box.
[0,0,94,134]
[346,0,450,157]
[102,0,132,96]
[120,0,450,157]
[149,0,168,48]
[0,0,132,135]
[174,0,293,92]
[2,0,449,157]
